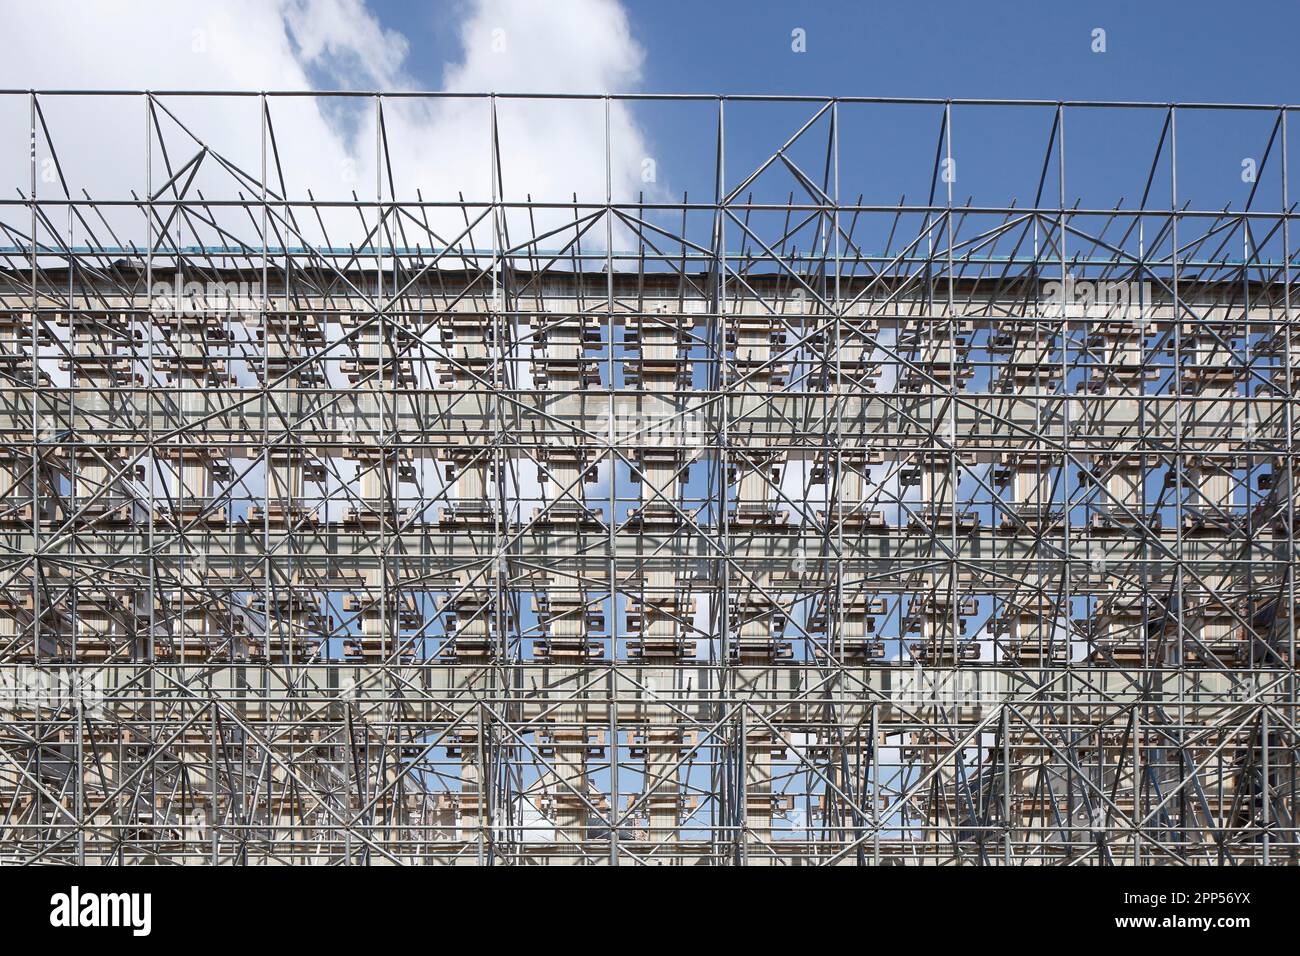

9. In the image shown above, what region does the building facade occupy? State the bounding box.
[0,93,1295,864]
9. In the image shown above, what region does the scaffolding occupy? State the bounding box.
[0,91,1297,864]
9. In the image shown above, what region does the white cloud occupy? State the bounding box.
[283,0,411,89]
[0,0,656,253]
[443,0,643,95]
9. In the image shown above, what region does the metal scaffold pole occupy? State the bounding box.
[0,91,1295,865]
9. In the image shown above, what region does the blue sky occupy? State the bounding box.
[368,0,1300,104]
[329,0,1300,232]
